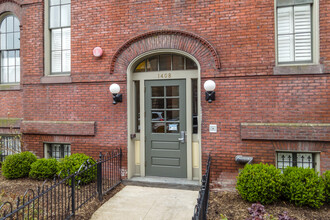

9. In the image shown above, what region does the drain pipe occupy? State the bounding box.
[235,155,254,165]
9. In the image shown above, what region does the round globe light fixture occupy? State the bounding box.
[204,80,216,103]
[109,83,122,104]
[204,80,216,92]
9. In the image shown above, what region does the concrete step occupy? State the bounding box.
[123,176,200,191]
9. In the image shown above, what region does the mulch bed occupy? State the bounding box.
[0,172,124,219]
[207,191,330,220]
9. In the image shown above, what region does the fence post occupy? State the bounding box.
[97,152,103,201]
[71,175,75,218]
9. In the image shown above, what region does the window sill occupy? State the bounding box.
[273,64,324,75]
[41,75,72,84]
[0,84,21,91]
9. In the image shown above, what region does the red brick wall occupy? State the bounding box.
[1,0,328,187]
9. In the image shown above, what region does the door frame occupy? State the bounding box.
[126,49,202,181]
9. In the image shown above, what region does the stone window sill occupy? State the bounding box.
[41,75,72,84]
[0,84,21,91]
[273,64,324,75]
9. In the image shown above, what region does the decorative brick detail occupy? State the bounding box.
[241,123,330,141]
[110,29,221,75]
[21,121,95,136]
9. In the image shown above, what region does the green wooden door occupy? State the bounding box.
[145,80,187,178]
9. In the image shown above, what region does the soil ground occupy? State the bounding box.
[207,191,330,220]
[0,172,124,219]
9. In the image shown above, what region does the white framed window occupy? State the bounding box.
[276,151,319,171]
[49,0,71,74]
[276,0,317,64]
[0,135,21,162]
[0,14,20,84]
[45,143,71,159]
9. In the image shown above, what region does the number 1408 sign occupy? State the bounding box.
[158,73,171,79]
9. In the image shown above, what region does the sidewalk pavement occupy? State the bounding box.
[91,185,199,220]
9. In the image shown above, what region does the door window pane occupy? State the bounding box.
[166,98,179,109]
[166,110,179,121]
[152,99,164,109]
[152,86,164,97]
[135,60,146,72]
[172,55,184,70]
[159,54,171,71]
[166,86,179,96]
[152,111,164,121]
[147,56,158,71]
[192,79,198,134]
[166,123,179,133]
[152,122,165,133]
[186,57,198,70]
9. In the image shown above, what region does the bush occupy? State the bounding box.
[236,163,283,204]
[58,153,96,185]
[29,158,59,180]
[2,151,37,179]
[322,170,330,203]
[282,167,325,208]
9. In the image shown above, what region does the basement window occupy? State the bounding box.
[0,135,21,162]
[45,143,71,159]
[276,151,317,171]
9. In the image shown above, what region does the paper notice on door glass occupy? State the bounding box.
[168,124,178,131]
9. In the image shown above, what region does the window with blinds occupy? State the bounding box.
[50,0,71,74]
[0,15,20,83]
[277,0,313,63]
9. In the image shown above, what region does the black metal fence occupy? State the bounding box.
[0,149,122,220]
[192,154,211,220]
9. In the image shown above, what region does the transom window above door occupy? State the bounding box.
[134,54,197,72]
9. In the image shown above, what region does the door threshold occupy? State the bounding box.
[123,176,200,191]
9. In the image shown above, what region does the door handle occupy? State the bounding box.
[178,131,186,144]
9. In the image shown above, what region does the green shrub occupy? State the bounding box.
[29,158,59,180]
[236,163,283,204]
[2,151,37,179]
[322,170,330,203]
[58,153,96,185]
[282,167,325,208]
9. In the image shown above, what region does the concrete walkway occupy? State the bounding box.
[91,186,199,220]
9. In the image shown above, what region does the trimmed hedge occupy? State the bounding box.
[29,158,59,180]
[236,163,283,204]
[282,167,325,208]
[2,151,37,179]
[323,170,330,203]
[58,153,96,185]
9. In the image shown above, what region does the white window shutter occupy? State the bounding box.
[277,7,294,62]
[294,5,312,61]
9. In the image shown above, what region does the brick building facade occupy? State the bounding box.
[0,0,329,189]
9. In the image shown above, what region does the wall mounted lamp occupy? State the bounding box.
[204,80,216,103]
[109,83,122,105]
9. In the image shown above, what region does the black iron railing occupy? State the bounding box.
[192,154,211,220]
[0,149,122,220]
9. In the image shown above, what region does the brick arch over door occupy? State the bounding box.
[110,29,221,75]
